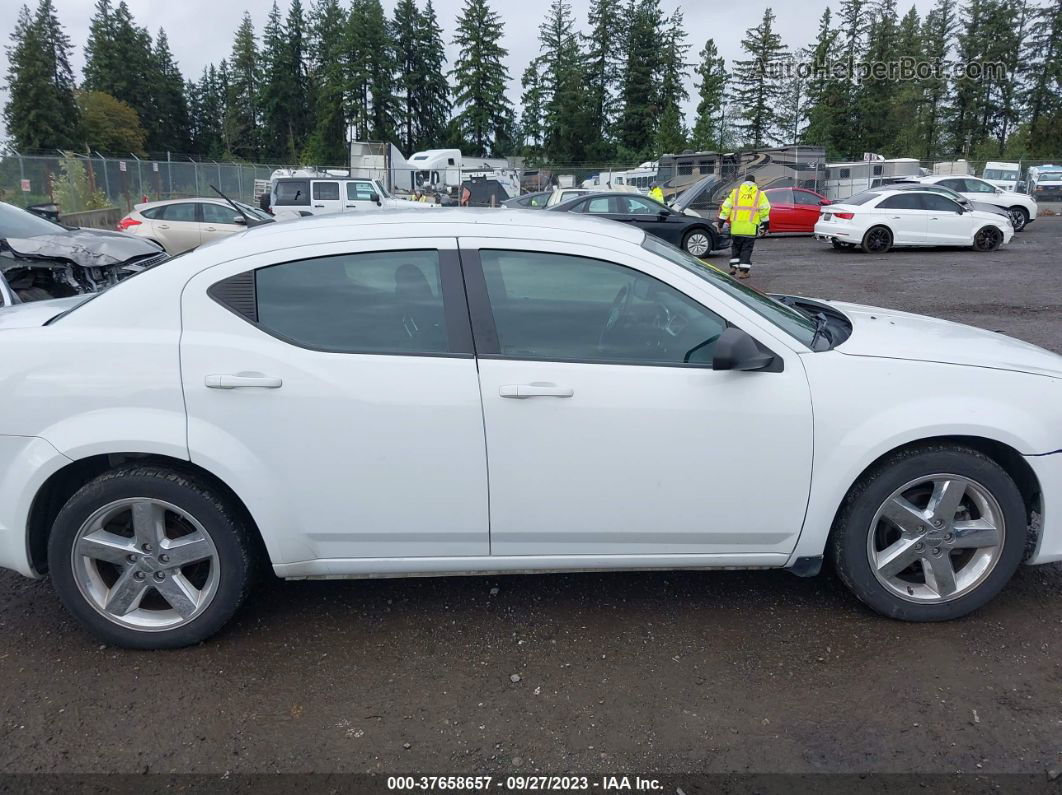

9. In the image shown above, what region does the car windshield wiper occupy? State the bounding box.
[809,312,832,350]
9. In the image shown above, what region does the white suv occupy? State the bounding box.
[270,177,435,221]
[913,175,1037,232]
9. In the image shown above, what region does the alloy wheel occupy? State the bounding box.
[865,228,891,252]
[974,226,1002,252]
[70,498,220,631]
[685,232,711,257]
[1008,208,1026,231]
[866,474,1005,603]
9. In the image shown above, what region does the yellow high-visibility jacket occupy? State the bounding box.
[648,186,665,203]
[719,182,771,236]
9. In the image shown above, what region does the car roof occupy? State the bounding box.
[135,197,229,210]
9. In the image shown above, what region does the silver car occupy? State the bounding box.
[117,198,272,254]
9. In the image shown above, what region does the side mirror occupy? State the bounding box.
[233,216,247,225]
[712,327,777,372]
[658,209,670,218]
[369,192,380,204]
[955,207,965,214]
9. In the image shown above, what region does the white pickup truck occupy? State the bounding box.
[269,176,436,221]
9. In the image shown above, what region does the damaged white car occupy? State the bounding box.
[0,202,168,304]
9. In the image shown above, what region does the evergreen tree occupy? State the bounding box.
[618,0,664,158]
[801,9,843,152]
[3,1,80,151]
[363,0,398,141]
[538,0,591,163]
[451,0,514,156]
[919,0,958,158]
[259,1,309,160]
[832,0,870,157]
[654,7,691,154]
[775,51,810,145]
[344,0,371,140]
[1022,0,1062,155]
[393,0,423,153]
[82,0,119,99]
[519,61,546,155]
[582,0,625,156]
[304,0,347,163]
[225,13,259,159]
[854,0,900,155]
[891,6,926,157]
[730,8,788,148]
[416,0,451,151]
[150,29,191,152]
[83,0,156,137]
[689,38,727,151]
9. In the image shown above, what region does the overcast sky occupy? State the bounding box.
[1,0,942,151]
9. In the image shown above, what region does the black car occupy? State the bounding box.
[0,202,167,303]
[546,192,730,257]
[501,190,552,209]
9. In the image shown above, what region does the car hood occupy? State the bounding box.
[2,229,161,268]
[0,295,89,328]
[828,300,1062,379]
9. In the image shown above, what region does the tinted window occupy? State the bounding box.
[937,179,965,191]
[274,180,310,206]
[201,203,239,224]
[255,250,448,354]
[922,194,962,212]
[160,203,197,222]
[0,201,65,237]
[769,188,794,204]
[877,194,924,210]
[312,181,340,201]
[480,250,727,366]
[140,207,163,220]
[794,190,822,206]
[839,168,851,179]
[963,178,995,193]
[346,181,377,200]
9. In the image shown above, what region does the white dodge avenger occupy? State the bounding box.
[1,210,1060,648]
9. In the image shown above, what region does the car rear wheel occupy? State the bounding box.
[973,226,1003,252]
[48,465,255,648]
[830,444,1026,621]
[831,240,856,250]
[860,226,892,254]
[1008,206,1028,232]
[682,229,714,258]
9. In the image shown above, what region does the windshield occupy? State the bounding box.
[983,169,1018,181]
[642,236,818,348]
[1037,171,1062,182]
[234,200,271,221]
[0,202,66,238]
[672,176,719,211]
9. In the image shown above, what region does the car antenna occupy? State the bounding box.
[209,185,266,227]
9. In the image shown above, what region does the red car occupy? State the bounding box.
[764,187,831,233]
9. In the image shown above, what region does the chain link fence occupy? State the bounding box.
[0,152,308,214]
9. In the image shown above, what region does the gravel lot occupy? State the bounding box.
[1,217,1060,783]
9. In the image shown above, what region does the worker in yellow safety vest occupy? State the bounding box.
[648,183,666,204]
[718,175,771,279]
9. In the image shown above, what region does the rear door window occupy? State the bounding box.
[877,194,923,210]
[160,203,197,222]
[253,250,449,354]
[201,203,239,225]
[312,182,340,201]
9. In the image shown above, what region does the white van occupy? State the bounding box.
[982,162,1021,192]
[270,176,435,221]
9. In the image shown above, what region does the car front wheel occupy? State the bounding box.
[1008,206,1028,231]
[48,465,255,648]
[973,226,1003,252]
[830,444,1026,621]
[682,228,714,258]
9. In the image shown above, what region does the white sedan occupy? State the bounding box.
[815,188,1013,253]
[1,210,1060,648]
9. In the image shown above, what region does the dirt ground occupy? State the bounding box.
[1,218,1060,784]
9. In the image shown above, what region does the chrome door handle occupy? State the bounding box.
[205,372,283,389]
[890,216,901,219]
[499,383,574,399]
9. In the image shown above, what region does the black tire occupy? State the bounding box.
[860,226,893,254]
[830,444,1027,621]
[48,465,256,649]
[973,225,1003,252]
[1008,206,1028,232]
[682,227,716,258]
[831,240,856,250]
[17,286,53,302]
